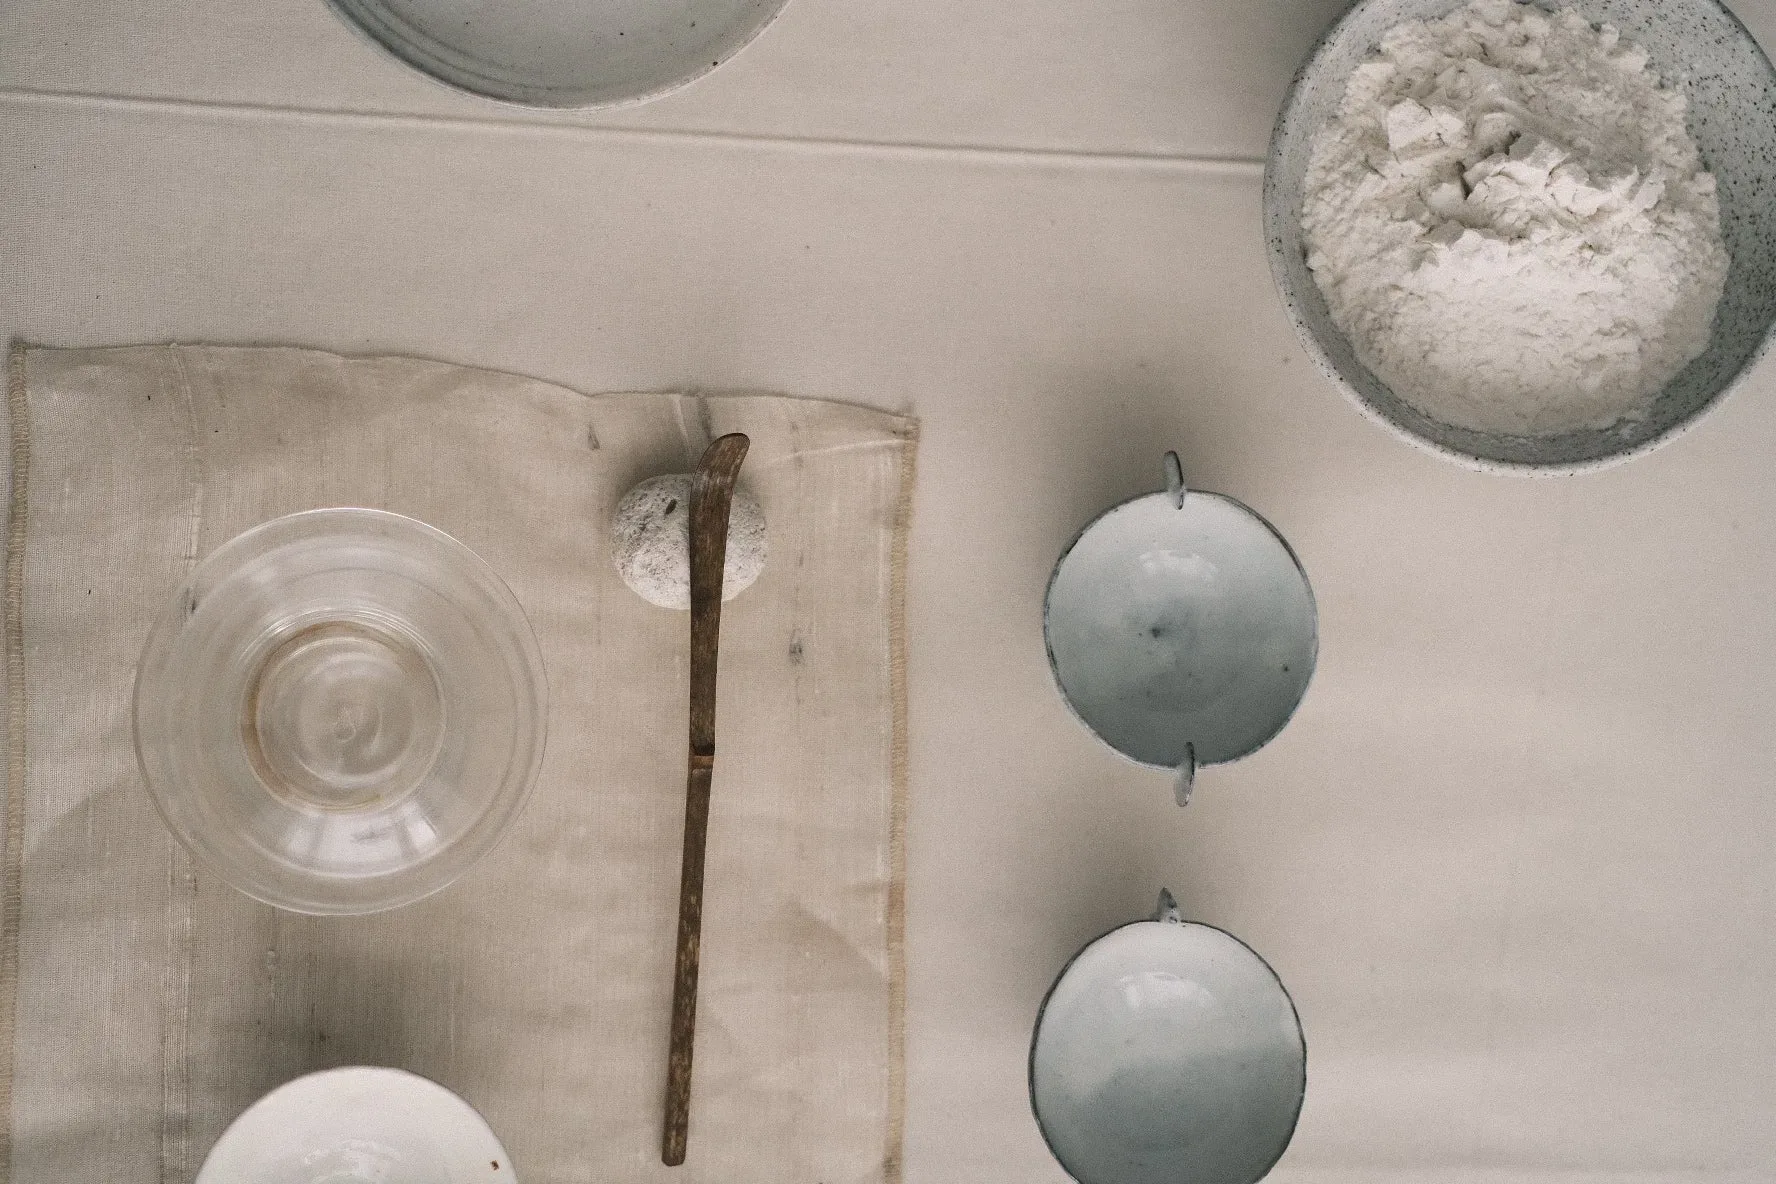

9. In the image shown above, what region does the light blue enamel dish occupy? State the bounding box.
[1043,453,1317,805]
[1030,891,1306,1184]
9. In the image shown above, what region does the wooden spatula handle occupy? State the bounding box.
[662,433,749,1167]
[663,757,713,1165]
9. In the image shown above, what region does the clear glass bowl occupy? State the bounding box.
[134,508,547,915]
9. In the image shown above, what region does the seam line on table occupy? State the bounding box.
[0,86,1268,174]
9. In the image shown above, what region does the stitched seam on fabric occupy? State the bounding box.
[159,347,202,1184]
[0,342,31,1184]
[883,418,917,1184]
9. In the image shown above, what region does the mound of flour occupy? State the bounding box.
[1301,0,1728,437]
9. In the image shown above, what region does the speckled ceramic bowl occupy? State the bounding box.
[1264,0,1776,472]
[326,0,790,109]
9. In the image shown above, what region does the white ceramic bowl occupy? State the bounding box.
[1264,0,1776,472]
[327,0,792,108]
[196,1066,515,1184]
[1030,892,1306,1184]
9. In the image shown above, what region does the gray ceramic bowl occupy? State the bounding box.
[327,0,790,109]
[1030,890,1306,1184]
[1264,0,1776,472]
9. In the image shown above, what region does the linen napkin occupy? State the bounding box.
[0,343,914,1183]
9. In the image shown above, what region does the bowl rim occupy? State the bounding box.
[1027,908,1308,1184]
[1261,0,1776,476]
[323,0,795,111]
[1041,485,1320,773]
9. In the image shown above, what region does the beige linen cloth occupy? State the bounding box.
[0,343,914,1183]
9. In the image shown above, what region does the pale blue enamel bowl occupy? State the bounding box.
[1043,454,1317,805]
[1030,892,1307,1184]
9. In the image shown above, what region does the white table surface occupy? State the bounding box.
[6,2,1776,1181]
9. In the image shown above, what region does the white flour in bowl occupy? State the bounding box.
[1300,0,1729,437]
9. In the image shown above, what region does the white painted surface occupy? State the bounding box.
[4,2,1776,1179]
